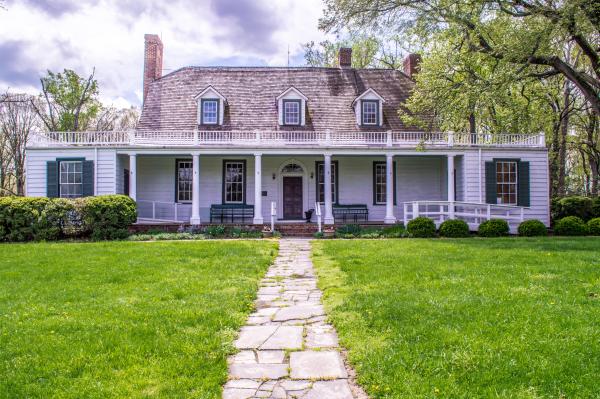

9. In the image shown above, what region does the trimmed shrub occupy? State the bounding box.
[406,217,436,238]
[82,195,137,240]
[439,219,470,238]
[381,223,405,238]
[554,216,588,236]
[517,219,547,237]
[552,196,594,221]
[0,197,51,241]
[205,225,226,238]
[335,224,362,237]
[593,197,600,218]
[478,219,510,237]
[586,218,600,236]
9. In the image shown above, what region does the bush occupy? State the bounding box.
[82,195,137,240]
[439,219,470,238]
[593,197,600,218]
[205,225,226,238]
[335,224,362,237]
[313,232,324,239]
[517,220,547,237]
[0,197,52,241]
[554,216,588,236]
[552,196,594,221]
[381,223,405,238]
[478,219,510,237]
[406,217,436,238]
[587,218,600,236]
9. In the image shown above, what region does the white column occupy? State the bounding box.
[190,153,201,225]
[129,153,137,201]
[447,154,455,219]
[323,153,334,224]
[384,153,396,224]
[253,153,263,224]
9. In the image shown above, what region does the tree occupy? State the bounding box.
[304,35,380,68]
[320,0,600,116]
[92,106,140,131]
[33,69,101,131]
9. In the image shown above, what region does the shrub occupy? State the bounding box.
[593,197,600,218]
[587,218,600,236]
[554,216,588,236]
[517,220,547,237]
[478,219,510,237]
[205,225,226,238]
[82,195,137,240]
[0,197,51,241]
[313,232,324,239]
[406,217,436,238]
[381,223,405,238]
[552,196,594,221]
[335,224,362,237]
[439,219,470,238]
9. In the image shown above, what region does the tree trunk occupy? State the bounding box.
[557,83,572,196]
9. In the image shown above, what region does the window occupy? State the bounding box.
[223,160,245,203]
[201,99,218,124]
[373,162,396,205]
[316,161,338,204]
[496,161,517,205]
[59,161,83,198]
[176,160,193,202]
[362,100,378,125]
[283,100,301,125]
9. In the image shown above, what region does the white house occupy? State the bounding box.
[25,34,550,232]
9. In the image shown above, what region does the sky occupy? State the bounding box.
[0,0,329,108]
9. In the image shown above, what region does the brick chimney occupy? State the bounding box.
[403,53,421,78]
[143,34,163,104]
[338,47,352,68]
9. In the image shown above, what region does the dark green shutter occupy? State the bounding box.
[517,161,530,207]
[82,161,94,196]
[46,161,59,197]
[485,161,496,204]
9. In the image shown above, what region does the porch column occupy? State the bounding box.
[129,153,137,201]
[323,153,334,224]
[253,153,263,225]
[447,154,455,219]
[190,152,201,225]
[384,153,396,224]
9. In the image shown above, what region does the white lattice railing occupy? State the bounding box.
[27,130,546,148]
[137,200,191,222]
[403,201,525,232]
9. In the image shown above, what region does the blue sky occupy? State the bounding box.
[0,0,328,107]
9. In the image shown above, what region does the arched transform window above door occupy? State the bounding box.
[281,163,304,174]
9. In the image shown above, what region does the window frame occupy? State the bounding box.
[175,159,193,203]
[315,161,339,205]
[361,99,379,126]
[58,158,84,199]
[495,160,518,205]
[200,98,219,125]
[222,160,247,204]
[282,99,302,126]
[372,161,397,205]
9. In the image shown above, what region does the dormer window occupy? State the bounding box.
[283,100,301,125]
[277,87,308,127]
[194,86,227,126]
[361,100,379,125]
[201,99,219,124]
[353,88,385,127]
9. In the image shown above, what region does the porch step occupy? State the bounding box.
[275,224,319,237]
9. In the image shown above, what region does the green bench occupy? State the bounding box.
[333,204,369,223]
[210,204,254,223]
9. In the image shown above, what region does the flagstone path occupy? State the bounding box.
[223,238,368,399]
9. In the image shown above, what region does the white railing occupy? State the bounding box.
[137,200,191,223]
[27,130,546,149]
[403,201,525,232]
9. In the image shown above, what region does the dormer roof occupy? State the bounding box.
[276,86,308,101]
[352,88,385,106]
[193,85,227,103]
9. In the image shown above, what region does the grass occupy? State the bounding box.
[312,238,600,398]
[0,240,277,398]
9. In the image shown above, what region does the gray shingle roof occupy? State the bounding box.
[137,66,426,132]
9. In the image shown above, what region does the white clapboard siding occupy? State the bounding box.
[26,148,117,197]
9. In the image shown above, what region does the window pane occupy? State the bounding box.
[177,161,193,202]
[362,101,378,125]
[284,101,300,125]
[316,162,337,203]
[203,100,218,124]
[59,161,83,198]
[225,162,245,203]
[496,161,518,205]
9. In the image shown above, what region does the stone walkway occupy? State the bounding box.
[223,239,367,399]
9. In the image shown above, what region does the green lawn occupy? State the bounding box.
[312,238,600,399]
[0,240,277,399]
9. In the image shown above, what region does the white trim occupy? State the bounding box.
[276,86,308,101]
[193,85,227,102]
[351,88,385,106]
[276,159,309,220]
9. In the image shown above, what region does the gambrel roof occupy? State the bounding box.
[138,67,426,131]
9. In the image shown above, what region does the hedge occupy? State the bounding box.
[554,216,588,236]
[518,219,547,237]
[478,219,510,237]
[406,217,436,238]
[439,219,470,238]
[0,195,137,242]
[551,196,597,222]
[587,218,600,236]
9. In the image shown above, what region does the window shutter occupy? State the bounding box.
[485,161,496,204]
[46,161,59,197]
[517,161,530,207]
[82,160,94,196]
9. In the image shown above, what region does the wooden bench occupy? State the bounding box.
[333,204,369,223]
[210,204,254,223]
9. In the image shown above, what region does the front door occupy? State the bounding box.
[283,176,303,219]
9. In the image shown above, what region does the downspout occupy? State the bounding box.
[478,148,482,203]
[94,147,98,195]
